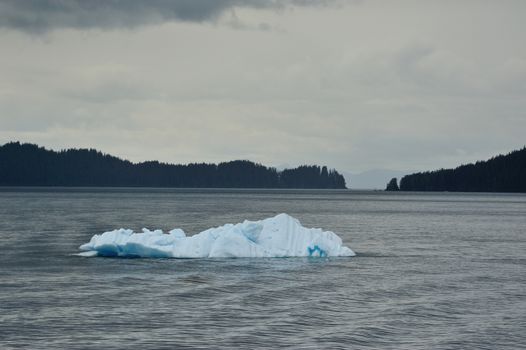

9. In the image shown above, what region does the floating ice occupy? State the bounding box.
[78,213,355,258]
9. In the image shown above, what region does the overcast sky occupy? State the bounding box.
[1,0,525,176]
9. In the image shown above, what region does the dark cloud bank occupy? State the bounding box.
[0,0,338,33]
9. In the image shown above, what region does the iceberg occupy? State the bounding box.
[78,213,355,258]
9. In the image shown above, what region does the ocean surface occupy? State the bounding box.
[0,188,525,349]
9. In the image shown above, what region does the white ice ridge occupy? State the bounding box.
[78,213,355,258]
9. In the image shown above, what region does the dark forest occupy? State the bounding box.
[399,147,526,192]
[0,142,347,189]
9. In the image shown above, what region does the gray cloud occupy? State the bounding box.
[1,0,524,176]
[0,0,339,33]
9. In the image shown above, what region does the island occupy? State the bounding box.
[0,142,347,189]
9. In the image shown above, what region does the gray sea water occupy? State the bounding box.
[0,188,525,349]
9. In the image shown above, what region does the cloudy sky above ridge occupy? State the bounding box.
[1,0,525,177]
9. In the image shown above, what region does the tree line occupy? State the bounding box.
[395,147,526,192]
[0,142,347,189]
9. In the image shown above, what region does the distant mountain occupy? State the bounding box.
[345,169,411,190]
[400,147,526,192]
[0,142,346,189]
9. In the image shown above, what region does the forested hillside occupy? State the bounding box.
[0,142,346,189]
[400,148,526,192]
